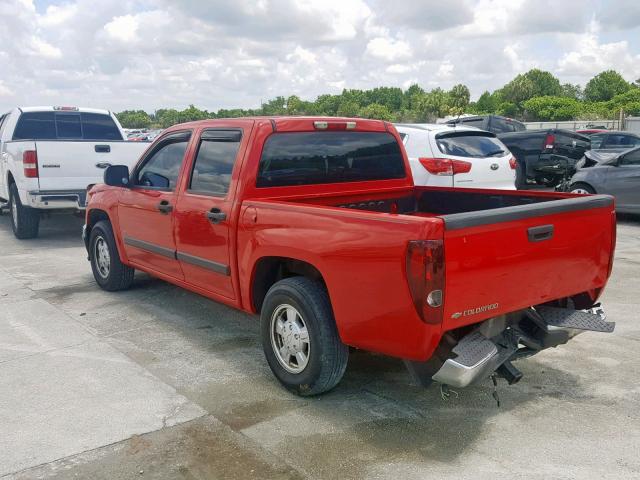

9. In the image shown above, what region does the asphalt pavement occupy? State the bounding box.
[1,212,639,479]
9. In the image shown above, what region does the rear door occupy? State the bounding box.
[174,124,251,299]
[118,130,192,279]
[439,195,615,329]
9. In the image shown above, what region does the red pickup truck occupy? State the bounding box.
[84,117,616,396]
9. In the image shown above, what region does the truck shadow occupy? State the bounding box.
[0,212,85,245]
[108,276,591,473]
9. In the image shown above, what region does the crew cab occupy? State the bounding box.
[84,117,616,396]
[0,106,148,239]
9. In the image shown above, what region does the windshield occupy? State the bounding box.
[436,133,508,158]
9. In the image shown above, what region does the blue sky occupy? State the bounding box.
[1,0,639,112]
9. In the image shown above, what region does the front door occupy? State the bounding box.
[174,127,246,299]
[118,131,192,279]
[606,148,640,211]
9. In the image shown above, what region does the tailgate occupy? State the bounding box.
[440,195,615,330]
[35,141,148,190]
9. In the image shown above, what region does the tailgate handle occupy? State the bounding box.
[95,144,111,153]
[528,224,554,242]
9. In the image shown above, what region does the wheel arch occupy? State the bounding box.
[250,256,328,314]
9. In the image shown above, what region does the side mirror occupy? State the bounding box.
[104,165,130,187]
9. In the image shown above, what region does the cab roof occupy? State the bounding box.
[18,106,112,115]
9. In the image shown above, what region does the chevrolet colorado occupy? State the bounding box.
[84,117,616,396]
[0,106,148,238]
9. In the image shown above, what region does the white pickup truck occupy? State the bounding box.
[0,106,149,239]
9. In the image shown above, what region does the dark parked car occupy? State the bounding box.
[588,131,640,153]
[569,147,640,214]
[446,115,526,134]
[498,129,590,188]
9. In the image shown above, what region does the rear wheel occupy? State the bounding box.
[261,277,349,396]
[569,183,595,195]
[9,183,39,239]
[89,220,134,291]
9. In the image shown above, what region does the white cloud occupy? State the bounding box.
[103,14,139,43]
[0,81,13,97]
[365,37,412,61]
[557,22,640,80]
[0,0,639,112]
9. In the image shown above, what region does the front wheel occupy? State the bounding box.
[9,183,40,239]
[569,183,595,195]
[261,277,349,396]
[89,220,134,291]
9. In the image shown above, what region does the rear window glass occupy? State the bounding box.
[590,134,605,149]
[257,132,406,188]
[13,111,123,141]
[460,118,485,128]
[81,112,123,140]
[436,133,507,158]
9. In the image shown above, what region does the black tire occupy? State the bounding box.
[569,183,595,195]
[9,183,40,239]
[515,162,526,189]
[261,277,349,396]
[89,220,134,291]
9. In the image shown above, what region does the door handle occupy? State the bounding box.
[96,162,112,169]
[528,224,554,242]
[157,200,173,214]
[206,208,226,224]
[95,144,111,153]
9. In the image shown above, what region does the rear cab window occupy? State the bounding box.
[12,111,124,141]
[436,132,507,158]
[257,132,405,187]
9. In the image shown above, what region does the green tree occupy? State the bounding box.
[178,104,209,123]
[472,90,502,114]
[403,84,425,110]
[584,70,632,102]
[286,95,304,115]
[337,100,360,117]
[313,94,341,116]
[154,109,181,128]
[358,103,393,121]
[415,88,450,121]
[561,83,583,100]
[501,69,562,108]
[262,96,287,115]
[448,84,470,114]
[116,110,151,129]
[523,96,581,121]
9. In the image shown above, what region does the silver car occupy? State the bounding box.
[569,147,640,214]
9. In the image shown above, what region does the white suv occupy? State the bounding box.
[395,123,516,189]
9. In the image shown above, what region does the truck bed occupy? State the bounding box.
[260,186,616,337]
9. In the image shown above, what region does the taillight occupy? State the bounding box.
[608,210,617,278]
[544,133,555,150]
[23,150,38,178]
[509,155,517,170]
[313,121,356,130]
[418,158,471,175]
[406,240,445,324]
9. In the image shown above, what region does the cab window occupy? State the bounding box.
[135,132,191,190]
[188,130,242,196]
